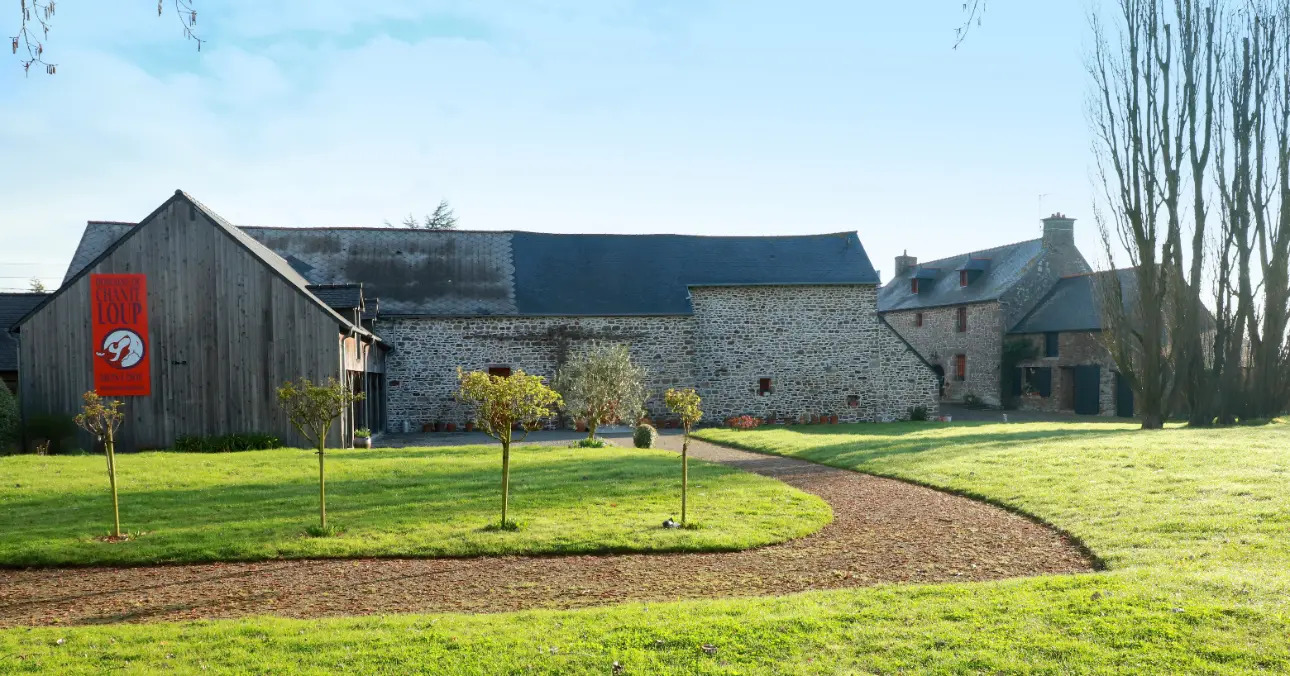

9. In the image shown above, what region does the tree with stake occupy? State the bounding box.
[456,368,562,530]
[553,342,648,444]
[664,388,703,526]
[277,377,364,535]
[73,391,126,539]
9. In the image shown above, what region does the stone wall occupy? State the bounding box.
[690,285,939,423]
[1012,331,1122,416]
[883,301,1003,406]
[378,284,939,431]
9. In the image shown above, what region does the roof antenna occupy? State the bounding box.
[1038,193,1049,221]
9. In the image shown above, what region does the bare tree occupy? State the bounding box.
[956,0,988,49]
[1090,0,1182,429]
[10,0,202,75]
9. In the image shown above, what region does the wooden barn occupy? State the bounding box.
[10,191,386,451]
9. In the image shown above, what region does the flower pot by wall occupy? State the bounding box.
[356,437,372,449]
[465,422,474,432]
[421,423,433,433]
[829,414,839,424]
[445,423,456,433]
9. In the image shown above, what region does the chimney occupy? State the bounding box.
[1042,213,1075,249]
[894,250,918,277]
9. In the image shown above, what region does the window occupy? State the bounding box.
[956,306,968,333]
[847,395,860,408]
[758,378,772,395]
[960,270,969,287]
[488,366,512,378]
[911,278,920,294]
[1023,366,1053,397]
[1045,332,1059,358]
[915,312,924,327]
[954,354,967,381]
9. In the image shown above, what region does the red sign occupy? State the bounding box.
[91,274,152,397]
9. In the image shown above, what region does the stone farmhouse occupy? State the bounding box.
[9,191,939,451]
[877,215,1136,416]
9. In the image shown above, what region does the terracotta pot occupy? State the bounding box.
[465,422,475,432]
[421,423,433,433]
[830,415,839,424]
[445,423,456,433]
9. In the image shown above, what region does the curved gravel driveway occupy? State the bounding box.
[0,435,1094,627]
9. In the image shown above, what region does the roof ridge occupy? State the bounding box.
[87,221,858,240]
[915,237,1042,269]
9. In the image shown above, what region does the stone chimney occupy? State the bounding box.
[894,250,918,277]
[1042,213,1076,249]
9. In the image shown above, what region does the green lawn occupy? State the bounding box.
[5,421,1290,674]
[0,443,831,567]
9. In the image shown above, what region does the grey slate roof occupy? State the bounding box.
[306,284,365,312]
[64,223,881,317]
[1,293,48,371]
[877,239,1043,312]
[1008,269,1136,334]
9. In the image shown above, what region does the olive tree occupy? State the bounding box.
[553,343,648,442]
[663,388,703,525]
[456,368,562,529]
[277,377,363,534]
[73,391,126,538]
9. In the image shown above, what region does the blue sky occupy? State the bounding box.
[0,1,1097,291]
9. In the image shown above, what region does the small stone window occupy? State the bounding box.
[758,378,773,395]
[910,278,920,294]
[915,312,924,327]
[1045,332,1059,358]
[847,395,860,408]
[956,306,968,333]
[488,366,512,378]
[954,354,967,381]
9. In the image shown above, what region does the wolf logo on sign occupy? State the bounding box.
[96,329,146,370]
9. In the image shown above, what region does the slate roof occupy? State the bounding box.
[1008,269,1137,334]
[1,293,48,371]
[307,284,364,312]
[877,239,1044,312]
[63,223,881,317]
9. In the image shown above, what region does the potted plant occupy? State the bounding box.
[354,428,372,449]
[829,414,839,424]
[421,422,433,433]
[465,420,475,432]
[445,422,457,433]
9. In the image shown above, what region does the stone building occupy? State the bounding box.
[14,192,940,444]
[877,215,1093,407]
[1007,270,1136,417]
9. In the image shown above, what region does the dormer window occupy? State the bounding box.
[960,270,969,287]
[911,278,920,294]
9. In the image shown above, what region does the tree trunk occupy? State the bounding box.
[501,440,511,527]
[681,427,689,525]
[106,437,121,538]
[1140,412,1165,430]
[586,421,597,443]
[317,441,327,530]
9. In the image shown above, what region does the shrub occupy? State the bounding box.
[24,413,78,453]
[571,437,608,448]
[725,415,763,430]
[909,405,929,422]
[173,433,282,453]
[633,424,658,449]
[0,385,17,451]
[355,428,372,439]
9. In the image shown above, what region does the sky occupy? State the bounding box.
[0,1,1098,292]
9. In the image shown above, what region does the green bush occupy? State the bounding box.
[173,433,282,453]
[633,424,658,449]
[24,413,78,453]
[908,405,930,422]
[571,437,608,449]
[0,385,18,450]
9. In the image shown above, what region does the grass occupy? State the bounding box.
[4,420,1290,673]
[0,443,831,567]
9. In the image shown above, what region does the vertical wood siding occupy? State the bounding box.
[19,200,342,451]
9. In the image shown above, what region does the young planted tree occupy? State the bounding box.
[664,388,703,525]
[277,377,364,534]
[456,368,562,529]
[73,391,126,538]
[553,343,648,443]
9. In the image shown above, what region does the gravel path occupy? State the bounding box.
[0,436,1094,627]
